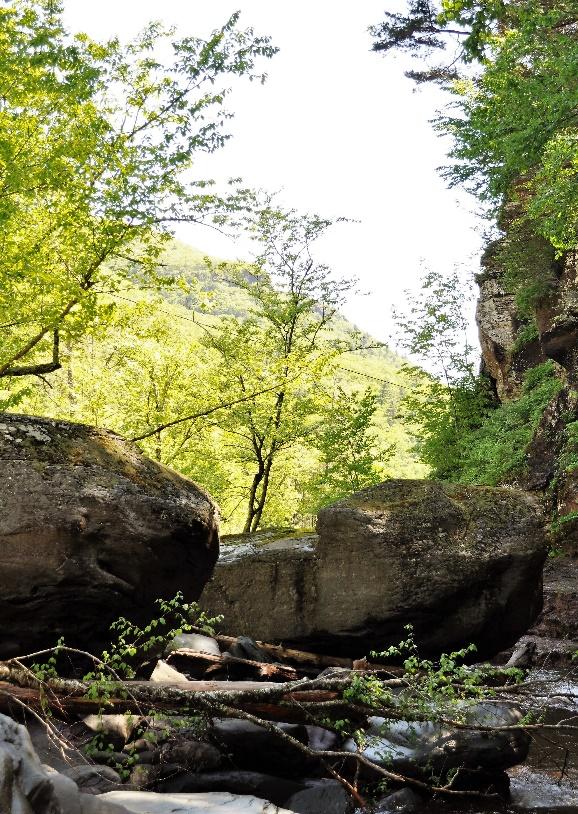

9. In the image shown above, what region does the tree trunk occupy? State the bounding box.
[243,463,264,533]
[250,454,274,532]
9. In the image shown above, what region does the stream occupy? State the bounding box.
[422,665,578,814]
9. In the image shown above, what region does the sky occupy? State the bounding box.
[61,1,485,347]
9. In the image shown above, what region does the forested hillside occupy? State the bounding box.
[5,238,425,532]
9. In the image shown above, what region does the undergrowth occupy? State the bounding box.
[454,361,562,485]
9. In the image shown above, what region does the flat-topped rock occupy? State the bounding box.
[201,480,546,659]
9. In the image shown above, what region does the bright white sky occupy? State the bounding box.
[62,1,484,346]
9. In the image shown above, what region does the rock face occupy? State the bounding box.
[0,413,219,655]
[201,480,546,659]
[476,242,546,401]
[475,240,578,550]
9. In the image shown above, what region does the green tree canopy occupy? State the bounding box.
[0,0,274,385]
[372,2,578,255]
[202,205,362,532]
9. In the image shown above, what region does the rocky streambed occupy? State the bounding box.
[0,414,576,813]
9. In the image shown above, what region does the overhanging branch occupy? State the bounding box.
[1,330,61,378]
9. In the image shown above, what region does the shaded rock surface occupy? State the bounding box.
[530,557,578,642]
[209,719,313,777]
[0,413,219,654]
[343,702,529,782]
[202,481,546,659]
[0,712,130,813]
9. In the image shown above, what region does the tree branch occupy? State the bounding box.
[130,376,302,442]
[1,329,61,378]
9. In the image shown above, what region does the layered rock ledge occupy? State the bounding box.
[201,480,547,659]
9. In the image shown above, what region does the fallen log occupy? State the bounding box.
[0,655,540,808]
[0,663,347,722]
[212,635,526,685]
[0,681,344,722]
[214,634,351,667]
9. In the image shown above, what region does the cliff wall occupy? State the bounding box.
[476,241,578,552]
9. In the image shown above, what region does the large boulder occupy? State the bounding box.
[200,531,317,647]
[343,702,529,782]
[0,713,130,813]
[0,414,219,655]
[201,480,546,659]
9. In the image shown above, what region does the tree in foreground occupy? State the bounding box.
[0,0,275,393]
[203,205,364,532]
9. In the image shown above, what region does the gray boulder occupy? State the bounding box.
[0,713,130,813]
[343,702,529,783]
[0,414,219,654]
[201,480,546,659]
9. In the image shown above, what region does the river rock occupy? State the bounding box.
[343,701,529,785]
[156,771,304,802]
[0,414,219,654]
[150,660,188,683]
[0,712,130,813]
[165,633,220,657]
[102,791,297,813]
[209,719,313,777]
[201,481,546,659]
[63,764,123,794]
[284,779,350,814]
[374,788,425,813]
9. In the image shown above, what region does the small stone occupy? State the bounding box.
[165,633,220,657]
[150,660,188,683]
[374,787,425,813]
[83,714,142,747]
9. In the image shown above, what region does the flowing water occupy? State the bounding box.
[380,666,578,813]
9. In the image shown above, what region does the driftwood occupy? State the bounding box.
[0,647,555,810]
[213,634,406,675]
[214,635,353,668]
[167,648,300,681]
